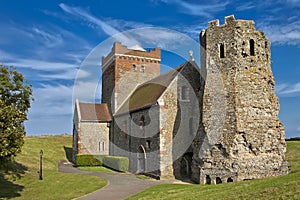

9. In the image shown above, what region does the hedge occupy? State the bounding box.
[76,154,105,166]
[103,156,129,172]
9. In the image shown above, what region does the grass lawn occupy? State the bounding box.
[0,135,107,200]
[79,166,118,173]
[128,141,300,200]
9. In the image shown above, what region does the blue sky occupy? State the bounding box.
[0,0,299,138]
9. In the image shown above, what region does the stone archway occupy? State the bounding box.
[216,177,222,184]
[137,145,146,173]
[227,177,233,182]
[180,153,192,178]
[206,175,211,184]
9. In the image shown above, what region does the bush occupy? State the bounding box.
[103,156,129,172]
[76,154,105,166]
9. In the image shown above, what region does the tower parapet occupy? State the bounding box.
[207,15,255,29]
[102,42,160,72]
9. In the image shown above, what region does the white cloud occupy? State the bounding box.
[59,3,120,36]
[32,27,63,48]
[59,3,142,47]
[6,58,76,71]
[154,0,229,18]
[285,0,300,7]
[236,2,256,11]
[73,80,101,102]
[276,82,300,96]
[29,84,74,117]
[25,83,75,135]
[39,69,90,80]
[257,16,300,46]
[259,21,300,46]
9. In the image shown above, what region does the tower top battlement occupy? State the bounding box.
[102,42,161,69]
[207,15,255,29]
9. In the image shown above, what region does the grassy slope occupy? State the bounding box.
[128,141,300,200]
[0,135,106,200]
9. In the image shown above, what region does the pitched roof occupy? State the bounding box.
[115,61,197,116]
[79,102,112,122]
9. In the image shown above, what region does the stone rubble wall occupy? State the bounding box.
[77,122,110,155]
[196,15,289,184]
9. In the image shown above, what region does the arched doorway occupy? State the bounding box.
[137,145,146,173]
[227,177,233,182]
[206,175,211,184]
[216,177,222,184]
[180,153,192,178]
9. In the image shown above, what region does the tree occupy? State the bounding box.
[0,65,33,162]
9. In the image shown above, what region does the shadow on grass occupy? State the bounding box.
[0,161,27,199]
[64,146,73,163]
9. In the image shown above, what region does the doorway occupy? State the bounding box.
[137,145,146,173]
[180,153,192,178]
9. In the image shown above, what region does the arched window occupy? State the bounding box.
[220,43,225,58]
[132,64,136,72]
[250,39,255,56]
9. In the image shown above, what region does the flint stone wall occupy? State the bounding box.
[193,15,289,184]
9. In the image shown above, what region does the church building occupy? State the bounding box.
[73,15,289,184]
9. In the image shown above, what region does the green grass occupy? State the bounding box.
[79,166,118,173]
[128,141,300,200]
[0,135,107,200]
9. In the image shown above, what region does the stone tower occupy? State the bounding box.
[193,15,289,184]
[101,42,161,114]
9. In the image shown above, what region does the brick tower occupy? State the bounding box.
[193,15,289,184]
[101,42,161,114]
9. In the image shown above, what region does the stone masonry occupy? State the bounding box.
[191,15,289,184]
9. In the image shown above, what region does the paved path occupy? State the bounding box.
[58,161,186,200]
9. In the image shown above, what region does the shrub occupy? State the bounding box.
[76,154,105,166]
[103,156,129,172]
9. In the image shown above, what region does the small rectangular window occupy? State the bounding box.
[220,43,225,58]
[250,39,255,56]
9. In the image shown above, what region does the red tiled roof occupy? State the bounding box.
[79,102,111,122]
